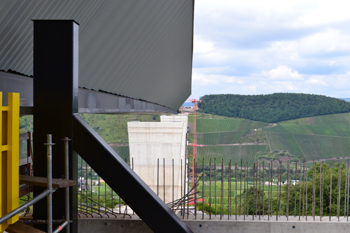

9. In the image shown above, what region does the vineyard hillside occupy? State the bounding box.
[194,113,350,164]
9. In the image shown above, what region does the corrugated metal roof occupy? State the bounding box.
[0,0,194,111]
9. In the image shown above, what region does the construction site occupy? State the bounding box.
[1,1,350,233]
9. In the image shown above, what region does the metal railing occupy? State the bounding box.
[77,156,350,222]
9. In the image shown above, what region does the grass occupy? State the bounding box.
[196,130,249,145]
[196,145,269,166]
[197,118,269,133]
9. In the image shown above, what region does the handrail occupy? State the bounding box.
[0,189,52,224]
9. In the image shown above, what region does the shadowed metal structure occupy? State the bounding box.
[0,0,194,111]
[0,70,177,115]
[0,1,194,232]
[31,20,193,233]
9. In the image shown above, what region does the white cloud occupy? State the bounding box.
[298,29,350,56]
[193,36,214,55]
[190,1,350,99]
[262,65,303,80]
[305,76,328,86]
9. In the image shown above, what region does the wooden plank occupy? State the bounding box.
[19,175,76,189]
[6,221,45,233]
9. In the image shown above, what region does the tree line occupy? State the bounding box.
[198,93,350,123]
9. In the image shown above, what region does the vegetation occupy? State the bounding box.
[198,93,350,123]
[282,162,349,216]
[196,145,268,166]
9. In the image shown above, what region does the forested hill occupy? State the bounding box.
[198,93,350,123]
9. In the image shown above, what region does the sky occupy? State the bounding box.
[189,0,350,100]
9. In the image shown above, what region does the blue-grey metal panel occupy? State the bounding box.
[0,70,33,106]
[0,0,194,111]
[0,70,177,114]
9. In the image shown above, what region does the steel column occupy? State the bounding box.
[33,20,78,233]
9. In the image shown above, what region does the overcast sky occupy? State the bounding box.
[190,0,350,100]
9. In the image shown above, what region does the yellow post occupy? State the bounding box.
[7,93,19,225]
[0,92,20,231]
[0,92,3,233]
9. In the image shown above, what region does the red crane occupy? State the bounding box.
[186,98,204,188]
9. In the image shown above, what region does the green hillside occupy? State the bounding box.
[194,113,350,164]
[262,113,350,161]
[198,93,350,123]
[20,110,350,164]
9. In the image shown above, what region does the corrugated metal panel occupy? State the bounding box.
[0,70,177,114]
[0,0,193,111]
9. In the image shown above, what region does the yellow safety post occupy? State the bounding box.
[0,92,20,232]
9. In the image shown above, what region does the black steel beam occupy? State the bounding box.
[33,20,79,233]
[73,114,193,233]
[0,71,177,114]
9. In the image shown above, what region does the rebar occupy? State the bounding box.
[294,161,297,217]
[253,163,255,220]
[163,158,165,202]
[276,163,279,220]
[347,162,349,221]
[299,159,302,221]
[344,161,347,219]
[220,159,224,220]
[157,158,159,196]
[214,158,217,216]
[246,162,249,218]
[240,158,242,216]
[337,162,341,221]
[287,162,290,221]
[243,162,247,220]
[305,161,308,221]
[80,157,83,213]
[255,162,258,218]
[132,158,134,215]
[228,160,231,220]
[202,158,205,220]
[85,160,88,214]
[90,165,93,214]
[258,163,261,220]
[320,162,323,221]
[209,158,212,220]
[183,159,186,219]
[187,158,190,219]
[267,161,272,221]
[262,161,265,217]
[312,161,316,221]
[105,171,107,214]
[329,163,333,221]
[302,160,305,218]
[279,161,282,218]
[195,159,197,219]
[235,162,237,220]
[173,159,175,205]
